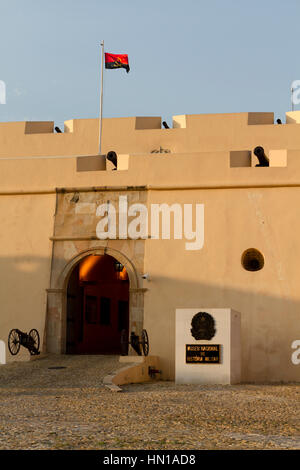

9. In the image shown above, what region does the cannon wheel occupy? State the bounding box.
[141,329,149,356]
[120,329,129,356]
[28,329,40,354]
[8,329,20,355]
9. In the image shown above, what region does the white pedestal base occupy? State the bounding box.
[175,308,241,384]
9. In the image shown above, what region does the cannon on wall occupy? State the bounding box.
[8,329,40,356]
[254,146,269,167]
[106,150,117,169]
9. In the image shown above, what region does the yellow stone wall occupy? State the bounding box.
[0,111,299,382]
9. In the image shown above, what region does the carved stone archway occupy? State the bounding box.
[46,246,145,354]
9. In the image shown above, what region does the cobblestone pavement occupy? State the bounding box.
[0,355,299,450]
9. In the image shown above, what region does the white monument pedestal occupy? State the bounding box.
[175,308,241,384]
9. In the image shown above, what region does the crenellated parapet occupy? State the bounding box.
[1,111,300,158]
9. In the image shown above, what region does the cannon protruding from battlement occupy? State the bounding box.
[254,146,269,167]
[106,150,117,169]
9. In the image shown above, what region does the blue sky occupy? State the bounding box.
[0,0,299,128]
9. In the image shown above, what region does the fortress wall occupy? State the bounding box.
[1,178,298,379]
[143,187,300,382]
[0,112,299,379]
[0,150,299,194]
[0,119,98,157]
[0,194,56,361]
[101,113,300,154]
[2,112,300,159]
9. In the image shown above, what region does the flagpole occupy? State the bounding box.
[99,40,104,154]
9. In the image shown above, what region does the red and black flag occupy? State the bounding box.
[105,53,130,73]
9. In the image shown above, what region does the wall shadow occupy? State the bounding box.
[0,255,299,389]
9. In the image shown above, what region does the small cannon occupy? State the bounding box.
[8,329,40,356]
[254,146,269,167]
[106,150,117,169]
[121,329,149,356]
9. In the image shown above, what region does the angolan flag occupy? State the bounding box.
[105,53,130,73]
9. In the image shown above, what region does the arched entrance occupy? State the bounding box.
[66,254,129,354]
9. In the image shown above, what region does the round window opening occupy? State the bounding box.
[241,248,264,272]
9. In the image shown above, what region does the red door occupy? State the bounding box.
[77,281,129,354]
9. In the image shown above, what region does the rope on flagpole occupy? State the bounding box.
[99,40,104,155]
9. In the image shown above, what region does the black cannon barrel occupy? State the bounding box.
[106,150,117,169]
[254,146,269,167]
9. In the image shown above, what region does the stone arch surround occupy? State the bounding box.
[46,243,146,354]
